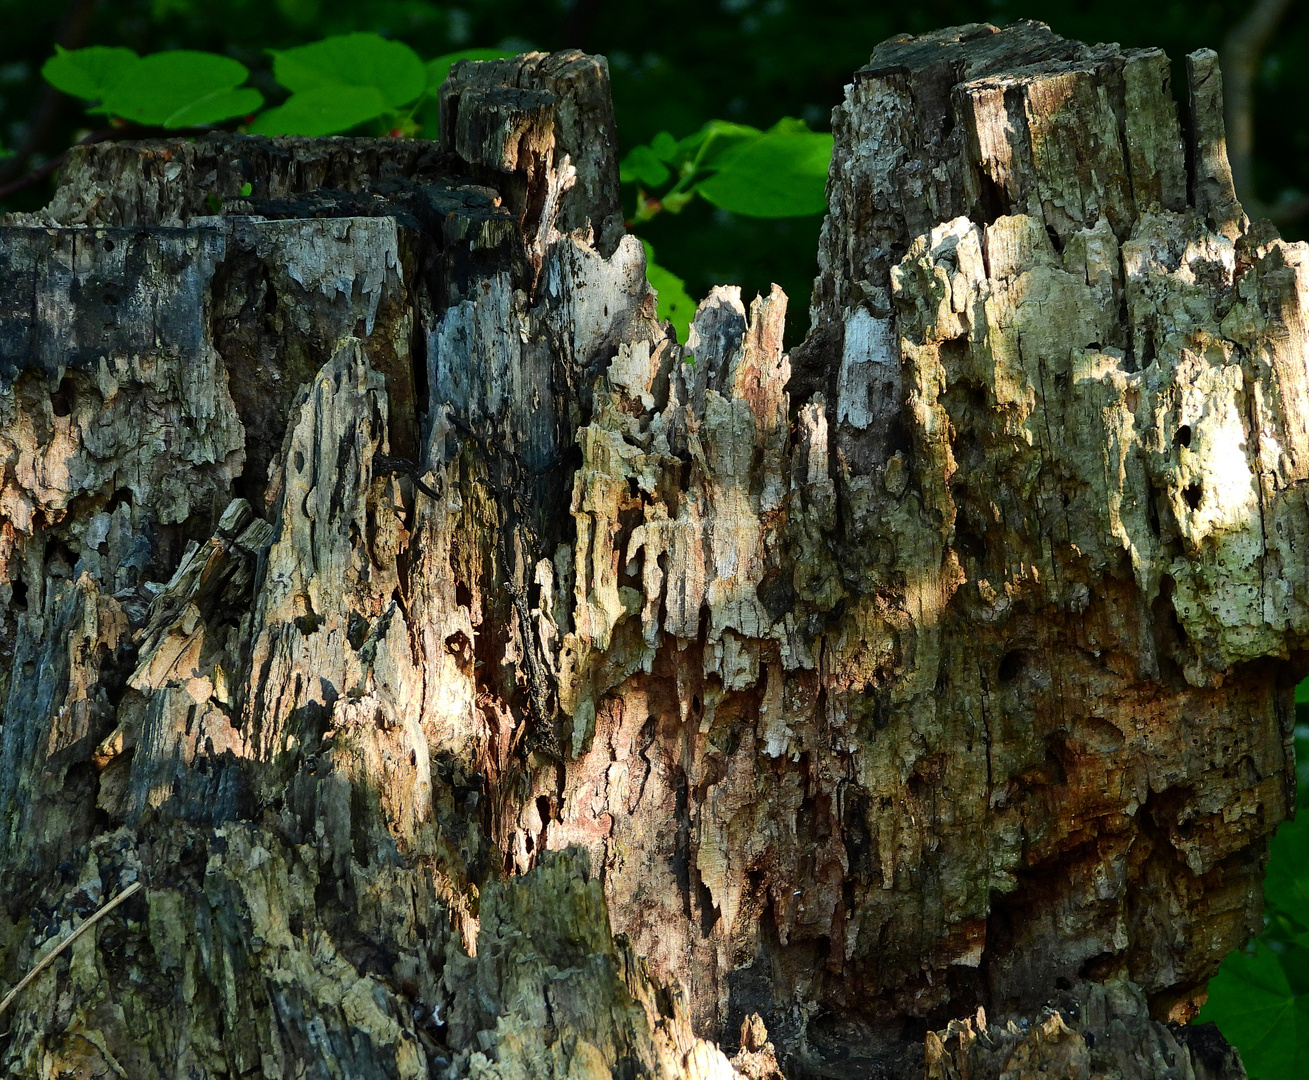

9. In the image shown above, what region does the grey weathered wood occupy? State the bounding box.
[1187,49,1249,239]
[0,24,1297,1080]
[441,49,625,258]
[925,980,1246,1080]
[790,21,1302,1040]
[0,53,691,1080]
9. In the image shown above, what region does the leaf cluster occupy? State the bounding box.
[42,33,513,138]
[620,117,831,222]
[618,119,832,338]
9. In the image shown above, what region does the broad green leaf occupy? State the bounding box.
[1199,942,1309,1079]
[425,49,519,94]
[651,131,678,162]
[1278,937,1309,996]
[618,121,770,196]
[271,33,424,108]
[696,131,833,217]
[1295,676,1309,704]
[620,145,670,188]
[767,116,816,136]
[675,120,762,169]
[642,241,696,345]
[163,86,263,129]
[1265,811,1309,926]
[100,51,252,127]
[248,85,386,136]
[42,45,139,102]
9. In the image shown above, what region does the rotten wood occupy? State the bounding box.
[0,23,1300,1080]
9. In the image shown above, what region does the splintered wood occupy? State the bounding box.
[0,22,1289,1080]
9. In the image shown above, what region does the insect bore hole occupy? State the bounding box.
[997,650,1024,683]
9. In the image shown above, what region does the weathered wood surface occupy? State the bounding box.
[0,21,1301,1080]
[924,980,1246,1080]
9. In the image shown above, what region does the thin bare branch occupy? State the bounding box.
[0,882,143,1019]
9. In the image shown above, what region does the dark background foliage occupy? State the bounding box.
[1,0,1304,343]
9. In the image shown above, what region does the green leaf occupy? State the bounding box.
[767,116,817,136]
[425,48,519,94]
[696,130,833,218]
[270,33,425,108]
[1265,811,1309,925]
[620,145,670,188]
[651,130,678,162]
[1199,942,1309,1079]
[642,241,696,346]
[247,85,387,136]
[163,86,263,129]
[676,120,763,169]
[42,45,139,102]
[100,51,253,127]
[1295,677,1309,704]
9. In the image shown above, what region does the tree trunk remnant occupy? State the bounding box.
[0,20,1302,1080]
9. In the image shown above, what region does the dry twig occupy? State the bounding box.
[0,881,143,1020]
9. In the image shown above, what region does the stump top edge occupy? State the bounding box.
[858,18,1142,82]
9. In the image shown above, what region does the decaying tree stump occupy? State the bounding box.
[0,20,1303,1079]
